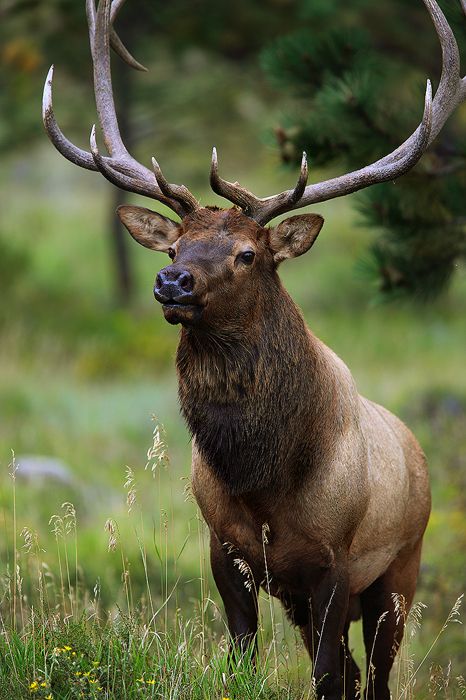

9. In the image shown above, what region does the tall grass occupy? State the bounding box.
[0,428,464,700]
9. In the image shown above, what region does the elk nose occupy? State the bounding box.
[154,267,194,304]
[176,270,194,291]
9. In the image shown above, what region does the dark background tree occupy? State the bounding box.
[262,0,466,300]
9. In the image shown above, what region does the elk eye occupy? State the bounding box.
[167,247,176,260]
[239,251,255,265]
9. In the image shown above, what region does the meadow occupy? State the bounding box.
[1,139,466,698]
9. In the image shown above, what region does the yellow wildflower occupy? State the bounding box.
[40,682,47,687]
[146,679,156,685]
[45,695,53,700]
[63,645,72,651]
[29,680,38,691]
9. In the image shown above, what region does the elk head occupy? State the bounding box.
[43,0,466,330]
[117,204,323,327]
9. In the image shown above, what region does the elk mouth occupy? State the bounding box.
[161,300,205,326]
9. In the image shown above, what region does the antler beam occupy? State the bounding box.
[43,0,199,218]
[211,0,465,226]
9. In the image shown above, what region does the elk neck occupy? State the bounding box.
[176,273,351,496]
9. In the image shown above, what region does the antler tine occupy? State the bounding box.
[294,152,309,201]
[43,65,98,171]
[253,152,309,224]
[44,0,200,218]
[87,0,147,71]
[210,147,309,223]
[152,159,200,213]
[110,30,147,72]
[210,147,262,216]
[110,0,125,20]
[110,0,126,19]
[211,0,464,225]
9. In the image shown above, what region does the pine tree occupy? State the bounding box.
[262,0,466,301]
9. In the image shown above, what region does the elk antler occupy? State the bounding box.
[43,0,199,218]
[210,148,309,220]
[211,0,466,226]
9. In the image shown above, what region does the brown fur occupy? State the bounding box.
[119,205,431,700]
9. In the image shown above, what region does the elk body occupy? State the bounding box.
[43,1,466,698]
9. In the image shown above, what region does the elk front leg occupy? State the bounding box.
[301,565,350,700]
[210,534,259,660]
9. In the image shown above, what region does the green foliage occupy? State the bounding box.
[262,0,466,300]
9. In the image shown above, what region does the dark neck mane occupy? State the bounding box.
[176,284,342,495]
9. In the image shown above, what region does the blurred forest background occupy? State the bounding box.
[1,0,466,691]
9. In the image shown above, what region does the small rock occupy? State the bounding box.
[15,455,75,485]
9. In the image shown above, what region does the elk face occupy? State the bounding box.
[118,205,324,329]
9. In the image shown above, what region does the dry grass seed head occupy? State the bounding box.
[62,502,77,532]
[392,592,408,626]
[429,662,452,696]
[446,594,463,625]
[104,519,118,552]
[124,466,137,513]
[21,527,39,554]
[49,515,65,539]
[456,675,466,695]
[232,558,254,592]
[222,542,239,556]
[145,415,169,476]
[8,450,18,480]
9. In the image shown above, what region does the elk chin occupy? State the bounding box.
[162,302,204,326]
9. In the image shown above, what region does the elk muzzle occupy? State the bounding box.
[154,265,204,325]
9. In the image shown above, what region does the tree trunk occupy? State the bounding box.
[109,186,132,305]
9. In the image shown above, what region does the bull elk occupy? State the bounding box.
[43,1,466,697]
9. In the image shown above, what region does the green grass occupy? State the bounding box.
[0,454,464,699]
[0,615,288,700]
[1,145,466,697]
[1,437,465,700]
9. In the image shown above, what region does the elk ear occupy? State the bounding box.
[269,214,324,264]
[117,205,181,252]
